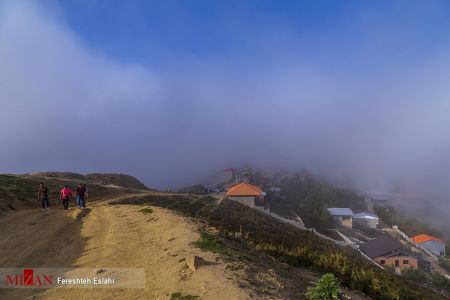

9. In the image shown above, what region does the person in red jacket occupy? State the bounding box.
[60,185,73,210]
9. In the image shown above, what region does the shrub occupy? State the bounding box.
[431,272,450,292]
[439,257,450,274]
[401,268,429,283]
[306,273,343,300]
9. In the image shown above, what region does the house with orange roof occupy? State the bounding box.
[412,234,446,257]
[225,182,264,208]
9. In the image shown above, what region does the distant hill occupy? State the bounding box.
[86,173,149,190]
[29,172,87,181]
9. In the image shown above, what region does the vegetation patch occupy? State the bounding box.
[439,257,450,274]
[170,292,200,300]
[139,207,154,214]
[192,229,239,257]
[306,273,344,300]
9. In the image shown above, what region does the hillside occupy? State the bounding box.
[1,172,449,299]
[86,173,150,190]
[0,174,366,299]
[112,194,449,299]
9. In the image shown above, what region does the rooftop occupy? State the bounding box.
[411,234,445,245]
[226,182,263,197]
[353,212,379,219]
[359,235,405,259]
[327,208,353,216]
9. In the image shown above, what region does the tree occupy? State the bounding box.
[306,273,344,300]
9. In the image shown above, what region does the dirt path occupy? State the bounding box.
[0,196,250,299]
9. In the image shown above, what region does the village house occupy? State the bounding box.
[353,212,379,229]
[327,208,353,229]
[225,182,264,208]
[412,234,446,257]
[360,235,417,270]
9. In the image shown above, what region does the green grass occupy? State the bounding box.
[192,229,238,257]
[139,207,154,214]
[170,292,200,300]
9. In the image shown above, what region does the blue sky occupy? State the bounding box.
[43,0,450,72]
[1,0,450,210]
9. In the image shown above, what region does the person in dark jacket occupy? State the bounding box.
[38,183,50,211]
[76,184,87,209]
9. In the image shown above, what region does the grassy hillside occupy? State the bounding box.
[111,194,448,300]
[86,173,149,190]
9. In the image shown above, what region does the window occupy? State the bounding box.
[403,260,409,265]
[380,260,385,265]
[395,260,399,267]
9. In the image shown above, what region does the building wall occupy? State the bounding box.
[418,240,446,257]
[374,256,418,269]
[341,216,353,229]
[332,216,353,229]
[229,196,255,208]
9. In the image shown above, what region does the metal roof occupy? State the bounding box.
[327,208,353,216]
[412,234,445,244]
[353,212,379,219]
[359,235,405,259]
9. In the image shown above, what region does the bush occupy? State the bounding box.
[306,273,343,300]
[431,272,450,292]
[439,257,450,274]
[402,268,429,283]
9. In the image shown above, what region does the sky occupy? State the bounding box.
[1,0,450,213]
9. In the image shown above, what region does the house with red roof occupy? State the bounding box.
[412,234,446,257]
[225,182,264,208]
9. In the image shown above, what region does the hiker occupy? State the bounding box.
[38,183,50,211]
[76,184,82,208]
[83,184,89,206]
[76,183,87,209]
[60,185,73,210]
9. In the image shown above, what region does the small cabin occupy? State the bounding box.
[226,182,264,208]
[353,212,379,229]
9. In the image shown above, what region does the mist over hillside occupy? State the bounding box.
[1,1,450,219]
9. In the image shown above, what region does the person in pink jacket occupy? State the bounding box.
[60,185,73,210]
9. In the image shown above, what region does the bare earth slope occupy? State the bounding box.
[0,195,250,300]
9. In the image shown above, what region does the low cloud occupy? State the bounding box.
[1,1,450,220]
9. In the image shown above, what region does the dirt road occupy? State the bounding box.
[0,195,250,299]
